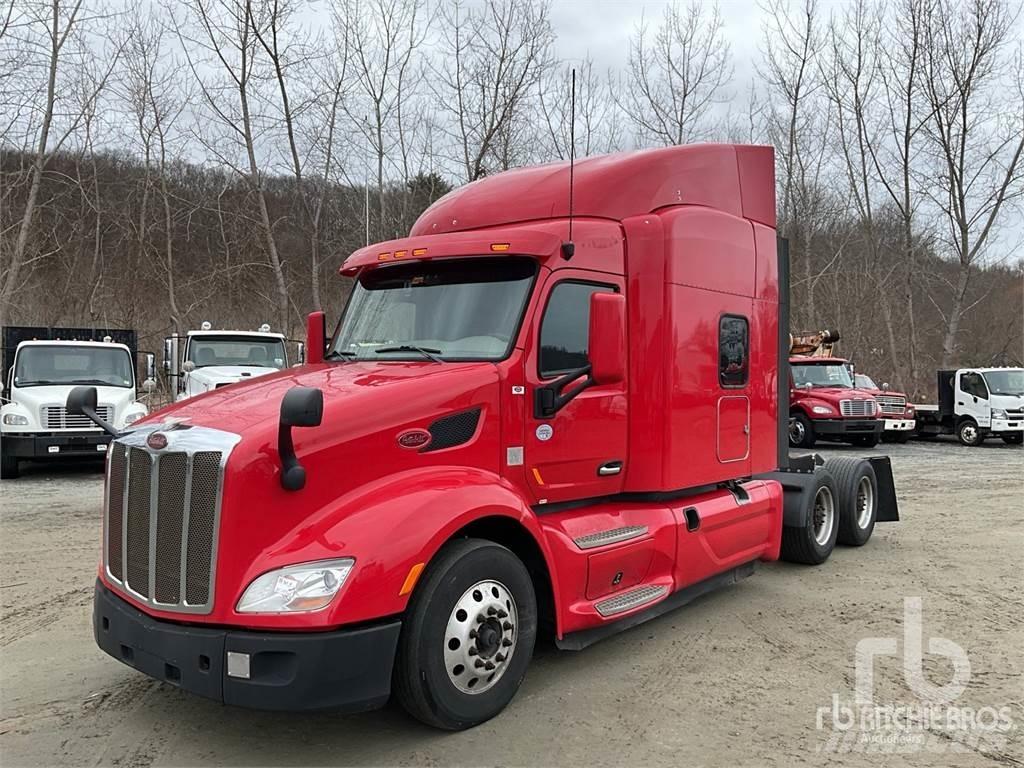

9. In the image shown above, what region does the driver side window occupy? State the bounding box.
[539,282,614,377]
[960,372,988,399]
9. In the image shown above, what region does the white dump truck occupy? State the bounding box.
[1,326,154,479]
[913,367,1024,446]
[164,323,302,401]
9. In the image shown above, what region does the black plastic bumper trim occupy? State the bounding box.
[93,580,401,712]
[4,432,111,458]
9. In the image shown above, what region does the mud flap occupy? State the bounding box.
[867,456,899,522]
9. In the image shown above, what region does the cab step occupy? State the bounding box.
[573,525,649,550]
[594,584,668,617]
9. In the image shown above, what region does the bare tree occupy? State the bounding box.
[434,0,555,182]
[759,0,836,326]
[537,58,622,161]
[0,0,121,329]
[619,1,733,146]
[920,0,1024,366]
[332,0,424,240]
[177,0,291,334]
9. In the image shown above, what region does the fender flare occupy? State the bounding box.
[250,466,562,629]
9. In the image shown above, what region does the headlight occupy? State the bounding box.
[905,406,915,417]
[812,405,833,415]
[992,409,1007,419]
[2,413,29,426]
[237,558,355,613]
[123,412,144,426]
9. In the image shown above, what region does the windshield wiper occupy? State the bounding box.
[374,345,444,363]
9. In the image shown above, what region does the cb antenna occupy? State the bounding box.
[562,67,577,260]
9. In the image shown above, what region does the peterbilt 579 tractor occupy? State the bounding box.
[69,144,900,730]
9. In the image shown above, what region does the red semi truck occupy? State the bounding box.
[70,144,899,730]
[786,330,885,448]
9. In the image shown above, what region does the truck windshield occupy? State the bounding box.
[331,257,536,361]
[982,369,1024,396]
[187,336,286,368]
[855,373,878,389]
[13,345,133,388]
[792,363,854,388]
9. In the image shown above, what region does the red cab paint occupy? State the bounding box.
[88,144,899,727]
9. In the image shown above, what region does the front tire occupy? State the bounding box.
[789,413,816,448]
[780,470,839,565]
[394,538,537,730]
[957,419,983,446]
[1001,433,1023,445]
[0,444,19,479]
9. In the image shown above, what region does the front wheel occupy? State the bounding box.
[1001,433,1023,445]
[957,419,983,446]
[789,413,816,448]
[394,538,537,730]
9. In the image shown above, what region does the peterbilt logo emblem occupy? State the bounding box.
[147,432,168,450]
[397,429,431,449]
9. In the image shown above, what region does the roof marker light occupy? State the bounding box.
[394,250,407,259]
[378,252,391,261]
[412,247,427,256]
[490,243,511,252]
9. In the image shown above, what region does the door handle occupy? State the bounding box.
[598,461,623,476]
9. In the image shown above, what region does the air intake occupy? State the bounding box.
[424,408,482,452]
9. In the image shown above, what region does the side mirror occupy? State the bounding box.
[278,386,324,491]
[882,382,890,391]
[588,292,626,384]
[66,386,118,436]
[306,311,326,365]
[145,353,156,382]
[163,338,172,373]
[296,342,306,366]
[142,379,157,393]
[182,360,196,373]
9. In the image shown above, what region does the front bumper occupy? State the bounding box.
[990,418,1024,433]
[2,431,111,458]
[811,418,883,437]
[883,418,915,432]
[93,581,401,712]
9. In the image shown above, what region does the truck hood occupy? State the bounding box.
[990,394,1024,410]
[187,365,281,387]
[4,384,140,429]
[792,386,877,403]
[153,360,499,433]
[127,360,503,624]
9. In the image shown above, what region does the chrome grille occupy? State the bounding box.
[874,395,906,416]
[42,405,111,429]
[840,399,875,417]
[104,426,236,614]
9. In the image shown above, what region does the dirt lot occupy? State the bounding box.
[1,439,1021,767]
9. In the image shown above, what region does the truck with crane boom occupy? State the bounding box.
[70,144,899,730]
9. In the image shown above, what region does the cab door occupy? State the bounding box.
[957,370,991,425]
[524,273,628,504]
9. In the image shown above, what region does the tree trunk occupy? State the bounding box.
[940,265,970,368]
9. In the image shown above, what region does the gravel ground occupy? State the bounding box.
[1,438,1021,767]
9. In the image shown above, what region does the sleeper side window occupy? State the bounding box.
[539,282,613,377]
[719,315,749,387]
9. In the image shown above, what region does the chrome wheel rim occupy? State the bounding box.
[789,419,805,445]
[444,579,518,695]
[812,486,836,546]
[855,476,874,529]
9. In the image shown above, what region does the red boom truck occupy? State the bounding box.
[69,144,899,730]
